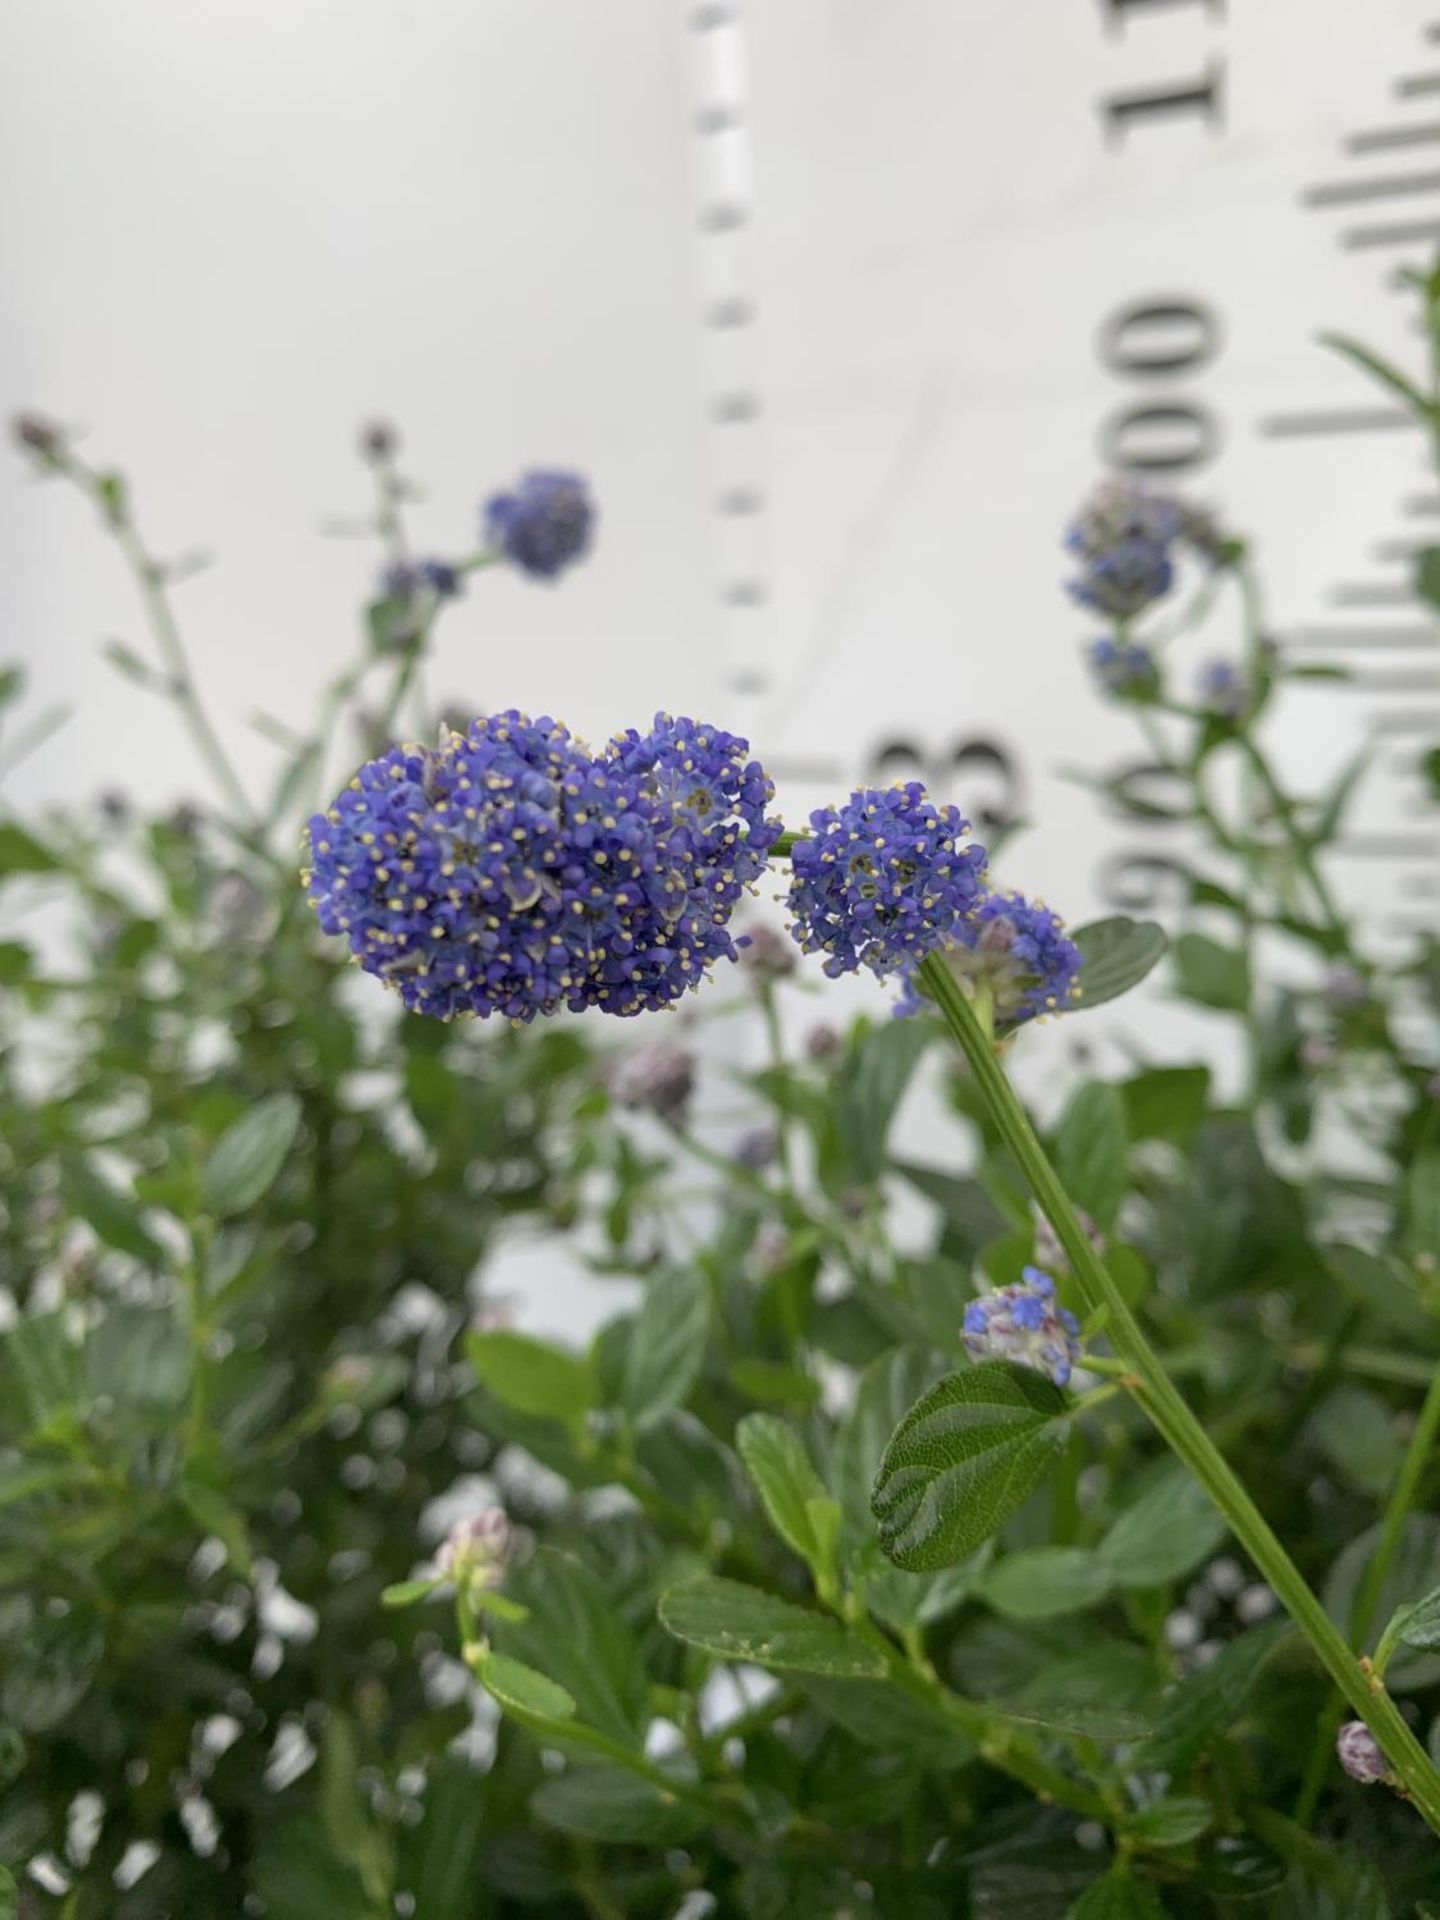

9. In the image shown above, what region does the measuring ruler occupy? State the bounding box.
[684,0,1440,1022]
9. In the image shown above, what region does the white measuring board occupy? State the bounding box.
[685,0,1440,1005]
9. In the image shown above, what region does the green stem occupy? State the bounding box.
[759,982,797,1196]
[1295,1352,1440,1822]
[1238,733,1347,945]
[89,473,259,833]
[918,950,1440,1837]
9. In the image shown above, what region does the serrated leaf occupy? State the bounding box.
[478,1651,577,1723]
[1098,1467,1228,1589]
[871,1363,1070,1572]
[658,1576,887,1677]
[202,1092,302,1217]
[467,1330,593,1429]
[621,1266,708,1432]
[737,1412,830,1570]
[997,1700,1154,1743]
[1070,917,1167,1014]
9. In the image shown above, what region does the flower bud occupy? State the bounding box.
[435,1507,511,1588]
[360,418,398,460]
[611,1043,696,1124]
[737,923,795,983]
[1336,1720,1389,1786]
[13,412,63,460]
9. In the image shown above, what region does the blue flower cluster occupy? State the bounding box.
[963,1268,1082,1388]
[1089,635,1158,697]
[485,469,594,580]
[786,784,989,980]
[895,889,1083,1026]
[305,710,779,1021]
[1066,480,1183,620]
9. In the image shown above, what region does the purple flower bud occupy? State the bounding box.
[484,469,594,581]
[13,412,63,459]
[805,1025,841,1061]
[1323,965,1367,1011]
[736,923,796,982]
[1336,1720,1390,1785]
[732,1125,778,1171]
[611,1043,696,1124]
[360,418,398,460]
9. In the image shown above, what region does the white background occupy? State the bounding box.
[2,2,1437,1329]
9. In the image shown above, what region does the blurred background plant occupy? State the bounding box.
[0,313,1439,1916]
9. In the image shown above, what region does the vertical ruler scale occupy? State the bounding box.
[692,0,1440,1068]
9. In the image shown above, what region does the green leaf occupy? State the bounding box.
[0,1459,95,1509]
[1120,1066,1210,1146]
[501,1549,648,1746]
[320,1714,394,1906]
[7,1314,84,1425]
[0,943,31,987]
[58,1153,164,1267]
[737,1412,831,1572]
[101,637,169,692]
[88,1304,192,1415]
[806,1676,977,1769]
[1098,1467,1228,1589]
[999,1699,1154,1743]
[2,1613,102,1732]
[201,1092,302,1217]
[1070,917,1167,1013]
[979,1546,1113,1621]
[871,1362,1070,1572]
[467,1330,593,1429]
[1068,1864,1170,1918]
[381,1578,441,1609]
[1053,1082,1129,1229]
[1138,1620,1290,1773]
[1318,330,1432,418]
[179,1481,255,1577]
[531,1762,704,1844]
[1383,1583,1440,1656]
[1326,1514,1440,1685]
[0,821,60,877]
[1172,932,1250,1012]
[1128,1796,1213,1848]
[401,1758,488,1920]
[476,1651,576,1724]
[658,1576,887,1678]
[0,1865,13,1920]
[621,1267,708,1432]
[893,1163,1011,1255]
[834,1018,932,1183]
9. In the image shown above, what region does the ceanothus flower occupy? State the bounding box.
[485,469,594,580]
[895,889,1082,1026]
[963,1268,1082,1388]
[1089,636,1158,697]
[304,710,779,1022]
[1336,1721,1390,1786]
[1065,479,1183,620]
[383,557,464,603]
[787,784,988,980]
[1197,658,1249,719]
[611,1042,695,1123]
